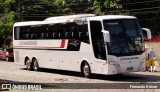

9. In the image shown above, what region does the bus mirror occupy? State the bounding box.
[142,28,151,40]
[101,30,110,43]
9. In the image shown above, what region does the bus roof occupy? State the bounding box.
[44,14,95,21]
[14,14,95,27]
[14,21,40,26]
[89,15,137,21]
[14,20,67,27]
[14,15,137,27]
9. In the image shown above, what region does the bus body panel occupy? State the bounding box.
[13,14,148,76]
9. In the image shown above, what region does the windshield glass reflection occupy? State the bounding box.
[103,19,144,56]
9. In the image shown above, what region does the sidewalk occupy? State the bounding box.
[155,60,160,72]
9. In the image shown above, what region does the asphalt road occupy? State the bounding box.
[0,61,160,92]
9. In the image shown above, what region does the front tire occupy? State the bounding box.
[82,62,91,78]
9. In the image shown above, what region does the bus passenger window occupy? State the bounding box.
[53,32,59,38]
[31,34,37,39]
[42,33,48,39]
[26,34,30,39]
[65,32,73,39]
[79,32,82,38]
[79,32,87,38]
[23,34,26,39]
[65,32,69,38]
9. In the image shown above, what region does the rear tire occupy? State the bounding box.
[82,62,91,78]
[26,59,32,70]
[33,59,39,71]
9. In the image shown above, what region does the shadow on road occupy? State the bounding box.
[91,73,160,82]
[21,68,160,82]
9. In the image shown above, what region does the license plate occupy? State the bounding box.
[127,67,133,71]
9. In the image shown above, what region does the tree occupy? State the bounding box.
[118,0,160,36]
[19,0,121,18]
[20,0,57,20]
[62,0,92,14]
[0,0,17,48]
[91,0,120,15]
[54,0,64,14]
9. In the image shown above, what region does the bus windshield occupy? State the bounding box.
[103,19,144,56]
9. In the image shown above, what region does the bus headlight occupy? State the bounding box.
[107,61,120,66]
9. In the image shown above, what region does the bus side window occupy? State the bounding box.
[42,33,48,39]
[65,32,69,38]
[53,32,60,39]
[14,27,19,40]
[26,34,30,39]
[79,23,89,43]
[80,32,88,38]
[31,34,37,39]
[31,34,34,39]
[23,34,26,39]
[65,32,73,39]
[79,32,83,38]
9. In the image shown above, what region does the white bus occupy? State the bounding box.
[13,14,151,78]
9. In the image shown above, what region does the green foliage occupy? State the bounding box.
[21,0,56,16]
[4,0,16,12]
[93,0,102,14]
[0,11,16,36]
[4,0,16,8]
[54,0,64,14]
[0,0,17,45]
[92,0,119,15]
[0,0,121,36]
[15,0,120,18]
[63,8,73,14]
[118,0,160,36]
[0,0,120,38]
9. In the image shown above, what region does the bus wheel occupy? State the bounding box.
[33,59,39,71]
[82,62,91,78]
[26,59,32,70]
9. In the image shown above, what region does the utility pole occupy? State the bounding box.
[100,0,105,13]
[108,0,110,11]
[18,0,21,21]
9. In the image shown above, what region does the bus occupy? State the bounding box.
[13,14,151,78]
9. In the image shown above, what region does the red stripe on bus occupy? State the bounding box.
[66,19,70,23]
[60,39,65,48]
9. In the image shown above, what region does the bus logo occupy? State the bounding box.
[120,57,138,61]
[2,84,11,89]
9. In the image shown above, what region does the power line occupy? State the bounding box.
[120,0,160,6]
[140,18,160,20]
[128,7,160,12]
